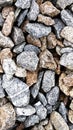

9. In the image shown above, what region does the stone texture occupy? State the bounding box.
[56,0,73,9]
[46,86,59,105]
[0,77,5,98]
[0,13,4,27]
[63,39,73,48]
[38,14,55,26]
[25,23,51,38]
[0,0,13,7]
[27,0,39,21]
[15,0,31,9]
[40,1,60,17]
[42,70,55,93]
[0,31,14,48]
[68,110,73,123]
[17,51,39,71]
[70,100,73,110]
[60,47,73,54]
[38,92,47,106]
[0,103,16,130]
[50,111,69,130]
[45,121,54,130]
[15,67,26,78]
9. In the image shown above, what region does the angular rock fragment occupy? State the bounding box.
[0,0,13,7]
[15,0,31,9]
[27,0,39,21]
[2,75,30,107]
[68,110,73,123]
[25,23,51,38]
[0,77,5,98]
[17,51,39,71]
[0,103,16,130]
[38,92,47,106]
[16,116,26,122]
[15,67,26,78]
[46,104,52,114]
[56,0,73,9]
[0,13,4,27]
[42,70,55,93]
[50,111,69,130]
[63,39,73,48]
[40,1,60,17]
[45,121,54,130]
[0,31,14,48]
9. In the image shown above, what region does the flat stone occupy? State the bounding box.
[50,111,69,130]
[38,92,47,106]
[17,51,39,71]
[61,26,73,43]
[0,103,16,130]
[2,75,30,107]
[38,14,55,26]
[15,0,31,9]
[27,0,39,21]
[0,31,14,48]
[0,13,4,27]
[56,0,73,9]
[40,1,60,17]
[46,86,59,105]
[42,70,55,93]
[0,77,5,98]
[25,23,51,38]
[0,0,13,7]
[68,110,73,123]
[15,67,26,78]
[70,100,73,110]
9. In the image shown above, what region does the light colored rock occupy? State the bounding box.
[68,110,73,123]
[56,0,73,9]
[15,0,31,9]
[70,100,73,110]
[15,67,26,78]
[0,13,4,27]
[45,121,54,130]
[38,92,47,106]
[63,39,73,48]
[0,77,5,98]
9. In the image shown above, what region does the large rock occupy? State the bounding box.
[56,0,73,9]
[15,0,31,9]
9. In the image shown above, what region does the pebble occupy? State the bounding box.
[34,102,47,120]
[61,26,73,43]
[2,11,15,36]
[70,100,73,110]
[0,77,5,98]
[15,67,26,78]
[40,1,60,17]
[38,92,47,106]
[25,23,51,38]
[15,105,36,117]
[2,75,30,107]
[68,110,73,123]
[0,13,4,27]
[0,103,16,130]
[11,27,25,45]
[24,115,39,128]
[17,51,39,71]
[56,0,73,9]
[60,47,73,54]
[46,86,59,105]
[38,14,55,26]
[27,0,39,21]
[16,116,26,122]
[0,31,14,48]
[45,121,54,130]
[46,104,52,114]
[15,0,31,9]
[63,39,73,48]
[0,98,8,107]
[42,70,55,93]
[50,111,69,130]
[0,0,13,7]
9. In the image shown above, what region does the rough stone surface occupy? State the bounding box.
[0,77,5,98]
[38,92,47,106]
[0,13,4,27]
[56,0,73,9]
[25,23,51,38]
[15,67,26,78]
[15,0,31,9]
[70,100,73,110]
[45,121,54,130]
[68,110,73,123]
[0,0,13,7]
[63,39,73,48]
[17,51,39,71]
[60,47,73,54]
[50,111,69,130]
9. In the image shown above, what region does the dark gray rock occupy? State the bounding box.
[0,0,13,7]
[25,23,51,38]
[0,13,4,27]
[46,86,59,105]
[17,51,39,71]
[38,92,47,106]
[42,70,55,93]
[15,0,31,9]
[46,104,52,114]
[56,0,73,9]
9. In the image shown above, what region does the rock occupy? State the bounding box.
[2,11,15,36]
[0,31,14,48]
[39,49,57,70]
[38,14,55,26]
[38,92,47,106]
[53,18,65,39]
[15,0,31,9]
[60,47,73,54]
[16,116,26,122]
[0,77,5,98]
[34,102,47,120]
[60,52,73,70]
[17,51,39,71]
[42,70,55,93]
[24,115,39,128]
[25,23,51,38]
[50,111,69,130]
[0,98,8,107]
[26,71,38,86]
[61,10,73,27]
[0,103,16,130]
[11,27,25,45]
[46,86,59,105]
[56,0,73,9]
[0,13,4,27]
[68,110,73,123]
[2,75,30,107]
[14,8,21,20]
[2,58,17,79]
[15,67,26,78]
[70,100,73,110]
[27,0,39,21]
[46,104,52,114]
[0,0,13,7]
[15,105,36,117]
[63,39,73,48]
[61,26,73,43]
[45,121,54,130]
[40,119,48,126]
[40,1,60,17]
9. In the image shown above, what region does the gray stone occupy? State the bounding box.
[12,27,25,45]
[2,75,30,107]
[17,51,39,71]
[0,13,4,27]
[0,0,13,7]
[60,47,73,54]
[46,86,59,105]
[31,71,44,98]
[60,52,73,70]
[56,0,73,9]
[63,40,73,48]
[0,31,14,48]
[69,124,73,130]
[46,104,52,114]
[34,102,47,121]
[16,116,26,122]
[24,115,39,128]
[15,0,31,9]
[0,78,5,98]
[53,18,65,39]
[40,119,48,126]
[42,70,55,93]
[61,10,73,27]
[25,23,51,38]
[38,92,47,106]
[27,0,39,21]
